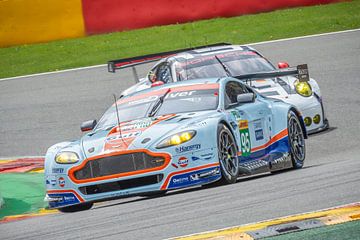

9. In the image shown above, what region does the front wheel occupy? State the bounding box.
[217,124,239,184]
[288,111,306,169]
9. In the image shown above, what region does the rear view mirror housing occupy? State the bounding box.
[278,62,289,69]
[80,120,97,132]
[237,93,255,104]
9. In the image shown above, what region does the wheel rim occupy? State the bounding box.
[289,116,305,161]
[218,129,238,176]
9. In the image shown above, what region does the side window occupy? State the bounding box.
[225,81,249,108]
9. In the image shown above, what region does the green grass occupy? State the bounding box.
[264,220,360,240]
[0,173,46,219]
[0,0,359,78]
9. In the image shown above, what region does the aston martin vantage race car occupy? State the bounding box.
[108,43,328,134]
[45,77,306,212]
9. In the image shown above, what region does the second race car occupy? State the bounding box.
[108,43,328,134]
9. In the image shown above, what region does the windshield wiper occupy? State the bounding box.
[214,55,232,77]
[148,88,171,117]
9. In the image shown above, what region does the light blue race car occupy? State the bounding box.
[44,77,307,212]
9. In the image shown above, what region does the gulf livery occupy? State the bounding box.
[44,77,306,212]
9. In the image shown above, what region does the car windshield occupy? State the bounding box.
[174,50,274,81]
[95,84,219,130]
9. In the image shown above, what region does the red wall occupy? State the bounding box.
[82,0,341,35]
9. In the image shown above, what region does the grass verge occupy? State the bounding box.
[0,173,46,220]
[264,220,360,240]
[0,0,360,78]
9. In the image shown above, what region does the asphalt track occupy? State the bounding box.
[1,30,360,239]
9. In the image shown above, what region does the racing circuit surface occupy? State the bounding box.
[1,30,360,239]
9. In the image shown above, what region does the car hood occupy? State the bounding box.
[80,111,217,159]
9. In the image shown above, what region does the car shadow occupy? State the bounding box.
[92,163,326,211]
[309,126,337,137]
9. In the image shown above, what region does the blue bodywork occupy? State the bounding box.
[44,77,305,209]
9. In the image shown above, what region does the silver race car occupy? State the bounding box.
[108,43,328,134]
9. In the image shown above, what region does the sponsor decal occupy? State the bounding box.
[192,153,214,161]
[168,167,221,189]
[230,110,241,120]
[106,131,142,141]
[255,129,264,141]
[178,157,188,167]
[239,120,251,157]
[52,168,64,174]
[201,152,214,158]
[164,91,196,99]
[58,177,65,188]
[104,114,175,151]
[254,119,264,141]
[191,156,200,161]
[47,192,80,208]
[172,177,189,184]
[50,179,57,186]
[175,144,201,153]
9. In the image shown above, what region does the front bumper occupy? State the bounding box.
[45,148,220,209]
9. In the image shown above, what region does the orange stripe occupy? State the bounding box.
[68,149,171,184]
[160,163,220,190]
[47,189,84,202]
[251,128,288,153]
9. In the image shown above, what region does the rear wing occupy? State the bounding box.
[235,64,309,82]
[107,42,231,73]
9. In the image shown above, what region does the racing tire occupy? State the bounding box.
[288,111,306,169]
[217,123,239,184]
[58,202,93,213]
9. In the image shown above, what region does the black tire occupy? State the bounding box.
[58,202,93,213]
[138,190,167,198]
[288,111,306,169]
[217,123,239,184]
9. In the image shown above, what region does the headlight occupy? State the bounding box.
[304,117,312,126]
[156,131,196,149]
[313,114,321,124]
[55,152,79,164]
[294,80,312,97]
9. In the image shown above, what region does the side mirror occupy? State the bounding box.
[81,120,97,132]
[278,62,289,69]
[237,93,255,104]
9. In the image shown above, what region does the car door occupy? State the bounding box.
[225,80,272,173]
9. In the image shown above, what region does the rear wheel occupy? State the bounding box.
[217,124,239,184]
[58,202,93,213]
[288,111,306,169]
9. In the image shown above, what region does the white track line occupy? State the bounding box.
[1,28,359,82]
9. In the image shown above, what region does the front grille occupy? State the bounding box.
[74,152,166,180]
[79,174,163,195]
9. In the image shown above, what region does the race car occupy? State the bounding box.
[108,43,328,134]
[44,76,307,212]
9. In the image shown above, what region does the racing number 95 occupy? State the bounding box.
[239,120,251,157]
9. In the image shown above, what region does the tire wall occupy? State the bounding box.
[0,0,341,47]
